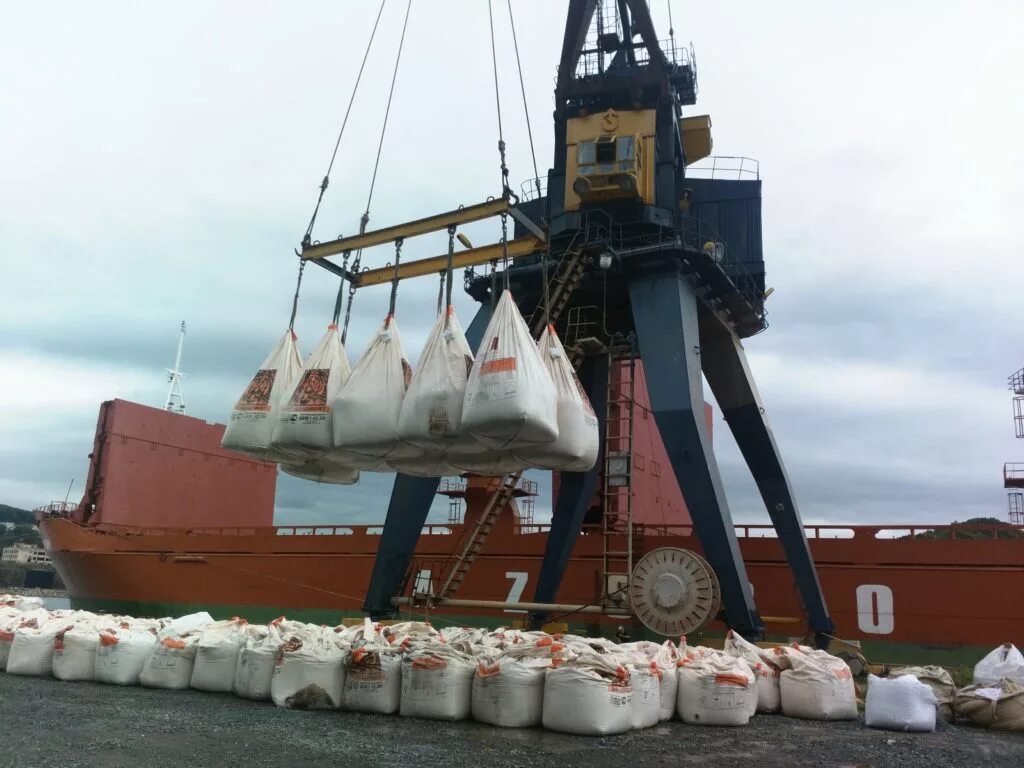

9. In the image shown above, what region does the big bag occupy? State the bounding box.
[272,324,352,460]
[461,291,558,450]
[515,326,598,471]
[331,316,416,470]
[974,643,1024,687]
[222,330,304,462]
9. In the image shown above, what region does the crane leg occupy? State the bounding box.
[628,269,763,638]
[698,308,836,645]
[528,354,609,628]
[361,303,494,619]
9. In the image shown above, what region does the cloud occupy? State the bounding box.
[0,0,1020,538]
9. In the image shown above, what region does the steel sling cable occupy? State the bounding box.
[331,251,352,325]
[487,0,512,290]
[506,0,541,200]
[287,259,306,332]
[302,0,388,246]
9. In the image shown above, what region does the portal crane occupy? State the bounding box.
[304,0,835,645]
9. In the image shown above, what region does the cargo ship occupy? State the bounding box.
[37,395,1024,668]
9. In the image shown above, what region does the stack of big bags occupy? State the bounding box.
[953,643,1024,732]
[221,291,599,482]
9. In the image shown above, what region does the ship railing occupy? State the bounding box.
[62,519,1023,541]
[686,155,760,180]
[33,501,78,518]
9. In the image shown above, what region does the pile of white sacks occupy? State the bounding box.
[2,598,860,736]
[6,597,1019,735]
[221,291,599,483]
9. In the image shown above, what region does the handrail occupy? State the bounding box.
[39,513,1024,541]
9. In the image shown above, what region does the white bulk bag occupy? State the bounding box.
[515,326,598,471]
[272,325,351,459]
[222,330,304,462]
[233,627,280,701]
[779,650,858,721]
[6,622,63,677]
[461,291,558,450]
[271,634,347,710]
[471,657,547,728]
[891,665,956,722]
[974,643,1024,687]
[53,626,99,681]
[343,647,403,714]
[280,458,359,485]
[400,648,476,721]
[95,630,156,685]
[396,307,474,452]
[631,664,663,729]
[865,674,938,732]
[14,596,45,612]
[677,654,755,727]
[191,619,248,693]
[955,679,1024,731]
[542,663,634,736]
[0,616,21,670]
[140,635,201,690]
[332,317,417,470]
[619,640,679,721]
[723,630,782,713]
[448,444,528,476]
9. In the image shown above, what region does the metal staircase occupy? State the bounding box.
[427,249,589,601]
[601,347,637,609]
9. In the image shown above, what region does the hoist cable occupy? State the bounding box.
[436,270,445,316]
[506,0,541,199]
[666,0,675,38]
[388,238,404,319]
[445,225,456,309]
[487,0,510,196]
[365,0,413,218]
[340,253,361,346]
[302,0,388,244]
[331,252,352,325]
[288,260,306,331]
[541,245,551,330]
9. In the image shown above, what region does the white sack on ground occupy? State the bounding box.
[6,620,64,677]
[271,633,347,710]
[332,317,416,470]
[974,643,1024,687]
[543,662,633,736]
[343,646,403,714]
[95,630,156,685]
[724,630,782,713]
[677,653,755,727]
[140,635,201,690]
[233,625,280,701]
[190,619,248,693]
[891,665,956,722]
[461,291,558,450]
[630,664,663,729]
[400,647,476,721]
[272,324,351,461]
[14,596,45,612]
[53,625,99,682]
[778,650,858,721]
[864,674,938,732]
[396,307,474,452]
[472,656,547,728]
[221,330,304,462]
[955,679,1024,731]
[514,326,598,471]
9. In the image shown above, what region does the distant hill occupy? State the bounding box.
[0,504,34,525]
[909,517,1024,540]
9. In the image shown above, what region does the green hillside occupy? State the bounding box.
[0,504,34,525]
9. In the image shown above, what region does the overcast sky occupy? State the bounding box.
[1,1,1021,529]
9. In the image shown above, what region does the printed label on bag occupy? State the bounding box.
[234,369,277,412]
[284,368,331,413]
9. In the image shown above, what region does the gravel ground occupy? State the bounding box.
[1,674,1022,768]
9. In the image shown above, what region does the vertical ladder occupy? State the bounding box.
[434,248,589,601]
[602,347,637,608]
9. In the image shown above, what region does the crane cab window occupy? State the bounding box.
[578,135,638,176]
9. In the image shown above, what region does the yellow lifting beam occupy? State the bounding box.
[301,198,514,261]
[352,235,545,287]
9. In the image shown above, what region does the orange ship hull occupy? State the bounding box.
[38,399,1024,667]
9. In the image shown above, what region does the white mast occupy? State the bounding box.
[164,321,187,414]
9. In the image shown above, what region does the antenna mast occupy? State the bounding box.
[165,321,187,415]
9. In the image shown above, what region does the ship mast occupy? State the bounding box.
[164,321,187,415]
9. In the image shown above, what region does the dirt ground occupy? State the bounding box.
[1,674,1021,768]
